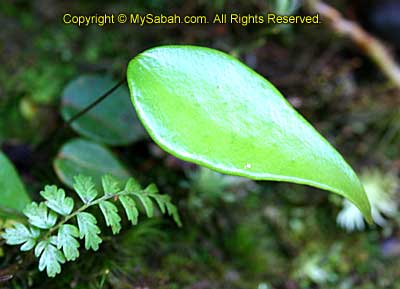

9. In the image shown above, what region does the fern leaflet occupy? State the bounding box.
[1,174,181,277]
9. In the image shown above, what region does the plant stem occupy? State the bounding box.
[34,77,127,152]
[64,78,126,126]
[1,187,150,281]
[45,189,144,238]
[305,0,400,90]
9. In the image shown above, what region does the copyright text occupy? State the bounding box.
[62,13,321,27]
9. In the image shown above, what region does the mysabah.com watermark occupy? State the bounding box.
[62,13,321,27]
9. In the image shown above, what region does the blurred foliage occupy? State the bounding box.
[0,152,30,216]
[0,0,399,288]
[61,75,146,146]
[337,168,399,231]
[53,138,131,188]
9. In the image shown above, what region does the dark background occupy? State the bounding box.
[0,0,399,288]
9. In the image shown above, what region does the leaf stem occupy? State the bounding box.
[65,78,127,126]
[34,78,127,152]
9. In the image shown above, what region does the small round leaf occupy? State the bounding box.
[61,75,146,146]
[53,138,130,188]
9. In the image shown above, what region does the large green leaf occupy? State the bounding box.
[126,45,372,221]
[0,151,30,212]
[61,75,146,146]
[53,138,130,188]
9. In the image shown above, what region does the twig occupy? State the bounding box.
[0,253,35,284]
[305,0,400,90]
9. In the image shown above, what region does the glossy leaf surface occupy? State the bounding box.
[127,45,372,221]
[61,75,146,146]
[0,151,30,212]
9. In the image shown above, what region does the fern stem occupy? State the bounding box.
[2,175,180,279]
[44,189,144,238]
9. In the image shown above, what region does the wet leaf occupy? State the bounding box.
[127,45,371,221]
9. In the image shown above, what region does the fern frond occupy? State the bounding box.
[35,236,65,277]
[99,201,122,234]
[0,174,181,277]
[23,202,57,229]
[41,185,74,216]
[119,195,139,225]
[2,223,40,251]
[73,175,98,204]
[77,212,102,251]
[57,224,80,261]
